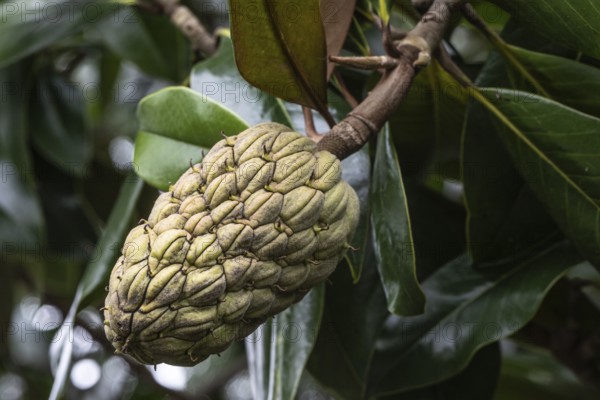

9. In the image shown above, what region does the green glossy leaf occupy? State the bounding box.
[95,5,189,81]
[138,87,248,141]
[463,100,559,263]
[191,36,293,127]
[135,8,191,81]
[471,1,510,31]
[49,173,144,400]
[0,256,13,364]
[463,39,600,262]
[230,0,331,120]
[371,0,391,24]
[345,15,371,56]
[306,309,363,400]
[134,86,248,189]
[463,44,559,263]
[35,158,98,259]
[0,61,45,248]
[308,256,388,399]
[390,62,467,178]
[494,18,576,58]
[246,285,325,400]
[491,0,600,59]
[514,270,600,368]
[371,124,425,316]
[474,88,600,269]
[247,320,274,400]
[425,342,500,400]
[0,60,42,367]
[0,0,98,68]
[192,35,352,131]
[30,70,91,176]
[134,132,208,190]
[380,343,501,400]
[368,243,583,396]
[507,45,600,118]
[80,174,144,302]
[340,141,370,281]
[389,71,435,176]
[97,49,122,112]
[186,345,246,395]
[404,181,466,280]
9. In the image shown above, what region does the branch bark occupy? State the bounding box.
[316,0,467,159]
[152,0,217,56]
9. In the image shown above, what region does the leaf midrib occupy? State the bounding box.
[474,89,600,214]
[264,3,327,115]
[382,244,566,379]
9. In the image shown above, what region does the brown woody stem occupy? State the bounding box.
[317,0,467,159]
[329,55,399,70]
[152,0,217,55]
[434,45,474,88]
[303,107,322,141]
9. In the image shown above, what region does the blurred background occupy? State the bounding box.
[1,0,600,399]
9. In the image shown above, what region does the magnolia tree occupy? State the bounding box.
[1,0,600,399]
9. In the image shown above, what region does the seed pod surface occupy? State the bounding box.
[104,123,359,366]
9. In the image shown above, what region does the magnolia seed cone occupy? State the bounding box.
[104,122,359,366]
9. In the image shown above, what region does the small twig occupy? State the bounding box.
[150,0,217,56]
[329,55,398,70]
[303,107,321,142]
[373,16,405,57]
[317,0,468,160]
[382,21,402,58]
[434,45,473,88]
[459,3,497,36]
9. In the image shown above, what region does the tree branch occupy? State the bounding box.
[329,55,399,70]
[303,107,321,141]
[151,0,217,56]
[317,0,467,159]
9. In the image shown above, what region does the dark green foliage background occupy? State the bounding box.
[1,0,599,399]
